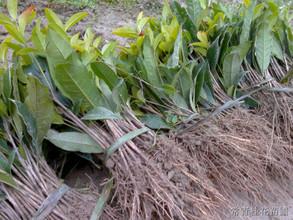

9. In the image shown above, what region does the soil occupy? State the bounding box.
[0,1,162,43]
[64,163,109,189]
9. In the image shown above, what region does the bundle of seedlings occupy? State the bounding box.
[169,0,293,141]
[111,0,293,212]
[0,1,225,219]
[0,130,117,220]
[176,109,293,204]
[176,0,293,141]
[113,0,293,126]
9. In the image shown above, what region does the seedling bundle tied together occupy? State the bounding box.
[0,0,292,219]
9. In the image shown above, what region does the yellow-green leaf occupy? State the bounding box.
[65,12,88,31]
[45,8,64,28]
[197,31,208,45]
[18,5,36,34]
[93,37,102,48]
[31,20,46,51]
[0,13,14,25]
[4,23,26,44]
[0,41,9,63]
[113,26,138,39]
[7,0,18,20]
[243,0,251,7]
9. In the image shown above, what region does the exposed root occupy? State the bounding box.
[254,90,293,143]
[102,109,226,220]
[105,114,188,219]
[241,63,293,143]
[151,136,227,220]
[269,57,293,82]
[176,109,293,211]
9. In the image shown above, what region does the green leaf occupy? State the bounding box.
[110,79,128,110]
[240,0,256,43]
[193,62,208,104]
[171,93,189,109]
[106,127,149,158]
[0,170,17,188]
[0,13,14,25]
[7,150,16,173]
[112,26,137,38]
[4,23,26,44]
[101,42,117,58]
[84,28,95,50]
[255,23,273,73]
[222,42,250,89]
[171,1,197,40]
[271,35,283,60]
[32,184,69,220]
[18,5,36,34]
[0,154,10,173]
[53,54,107,110]
[0,99,7,117]
[0,140,10,155]
[167,30,182,68]
[137,13,149,33]
[7,0,18,20]
[46,130,104,154]
[52,110,64,125]
[0,41,9,64]
[12,100,38,147]
[25,77,54,146]
[141,114,171,129]
[253,3,265,19]
[91,62,119,90]
[45,8,64,28]
[47,30,73,60]
[142,37,161,88]
[186,0,201,23]
[198,0,207,9]
[82,107,122,121]
[2,69,12,104]
[163,84,176,95]
[48,22,69,41]
[16,47,38,56]
[235,41,251,60]
[207,37,220,71]
[65,12,88,31]
[90,178,113,220]
[223,52,241,89]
